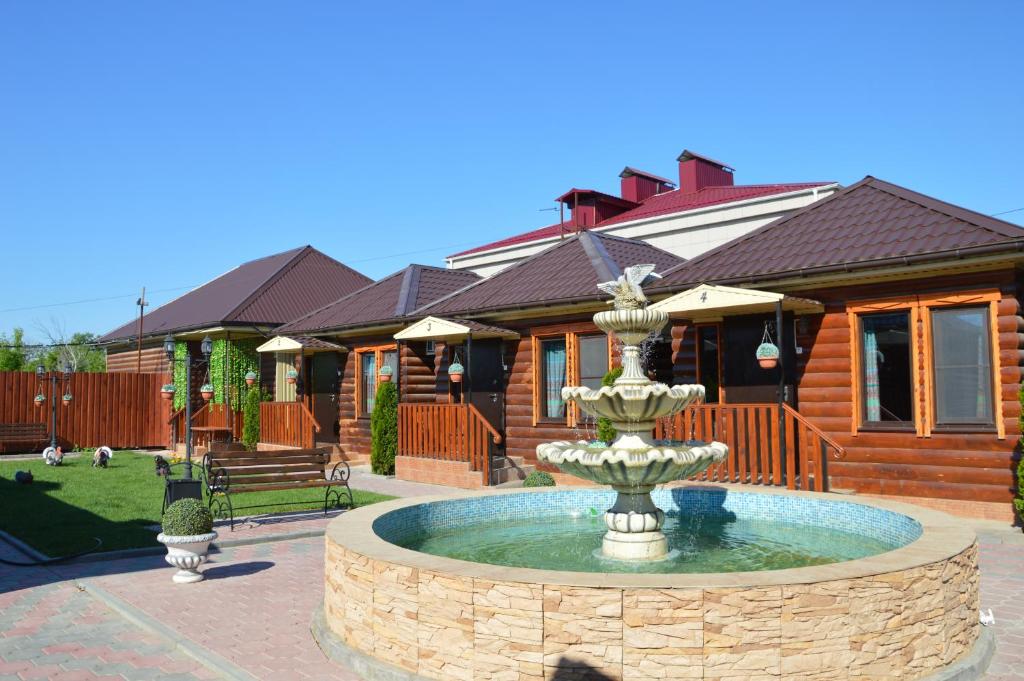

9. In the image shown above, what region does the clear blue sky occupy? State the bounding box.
[1,1,1022,341]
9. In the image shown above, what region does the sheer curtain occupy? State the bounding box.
[863,328,881,422]
[544,343,567,419]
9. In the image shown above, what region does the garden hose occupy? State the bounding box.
[0,537,103,566]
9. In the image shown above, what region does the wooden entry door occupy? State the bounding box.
[467,339,505,436]
[311,353,341,444]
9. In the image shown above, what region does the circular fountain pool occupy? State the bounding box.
[382,487,919,574]
[318,486,984,681]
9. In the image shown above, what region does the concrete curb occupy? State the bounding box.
[0,530,50,562]
[79,580,259,681]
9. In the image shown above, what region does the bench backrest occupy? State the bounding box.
[206,447,332,487]
[0,423,47,439]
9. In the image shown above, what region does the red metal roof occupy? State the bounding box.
[655,176,1024,289]
[619,166,675,185]
[99,246,372,343]
[449,183,832,258]
[676,149,733,170]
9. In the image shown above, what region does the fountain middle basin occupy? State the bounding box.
[319,486,981,680]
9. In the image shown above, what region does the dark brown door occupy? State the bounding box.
[311,353,341,444]
[467,339,505,435]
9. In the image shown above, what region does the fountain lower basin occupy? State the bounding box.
[319,486,982,681]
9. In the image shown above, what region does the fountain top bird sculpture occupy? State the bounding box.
[597,264,662,310]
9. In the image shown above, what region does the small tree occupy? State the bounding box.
[371,381,398,475]
[596,367,623,443]
[242,387,260,451]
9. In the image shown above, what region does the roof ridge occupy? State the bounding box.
[578,232,621,283]
[415,235,586,316]
[394,265,421,317]
[653,179,865,283]
[224,246,314,322]
[862,177,1024,240]
[278,267,409,331]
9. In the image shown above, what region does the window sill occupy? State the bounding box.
[930,424,997,435]
[858,424,916,433]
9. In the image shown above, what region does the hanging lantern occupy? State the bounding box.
[379,365,393,383]
[245,371,257,386]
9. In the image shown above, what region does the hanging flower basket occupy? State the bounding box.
[756,342,780,369]
[286,369,298,385]
[200,384,215,401]
[62,393,73,406]
[244,371,257,386]
[161,384,176,401]
[448,362,464,384]
[379,365,393,383]
[34,394,45,407]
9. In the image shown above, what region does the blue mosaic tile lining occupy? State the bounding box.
[372,488,923,549]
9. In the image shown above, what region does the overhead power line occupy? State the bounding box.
[991,206,1024,217]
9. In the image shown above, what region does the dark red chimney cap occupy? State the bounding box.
[676,150,734,172]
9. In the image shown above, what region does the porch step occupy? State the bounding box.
[209,441,246,453]
[491,455,534,485]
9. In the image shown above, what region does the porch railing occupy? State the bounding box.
[168,402,245,444]
[398,403,501,485]
[259,401,321,449]
[655,403,844,491]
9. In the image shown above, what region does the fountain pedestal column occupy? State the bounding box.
[603,484,668,560]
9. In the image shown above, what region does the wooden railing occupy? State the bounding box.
[260,401,321,449]
[655,403,844,491]
[168,402,245,444]
[398,403,501,485]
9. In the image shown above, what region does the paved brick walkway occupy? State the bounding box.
[0,484,1021,680]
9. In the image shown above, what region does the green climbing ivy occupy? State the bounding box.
[209,339,261,411]
[173,341,187,410]
[596,367,623,444]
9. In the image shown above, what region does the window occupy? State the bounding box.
[931,306,993,426]
[860,312,914,427]
[539,338,567,420]
[533,329,612,425]
[578,335,609,390]
[848,290,1002,438]
[360,353,376,414]
[357,345,398,416]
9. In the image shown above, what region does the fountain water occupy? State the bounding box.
[536,264,728,560]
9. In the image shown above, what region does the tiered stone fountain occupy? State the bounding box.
[537,265,728,561]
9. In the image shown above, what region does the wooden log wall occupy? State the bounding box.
[0,371,170,451]
[790,271,1022,503]
[106,345,171,373]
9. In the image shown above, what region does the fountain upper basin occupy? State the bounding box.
[562,383,705,425]
[536,439,728,487]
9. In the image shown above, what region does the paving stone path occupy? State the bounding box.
[0,480,1021,680]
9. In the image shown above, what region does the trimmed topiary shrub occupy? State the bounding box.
[371,381,398,475]
[596,367,623,443]
[161,498,213,536]
[523,470,556,487]
[242,386,260,451]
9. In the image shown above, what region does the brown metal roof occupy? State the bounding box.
[656,176,1024,289]
[423,231,684,316]
[99,246,372,342]
[277,264,480,333]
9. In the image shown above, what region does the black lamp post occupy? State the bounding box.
[36,363,72,451]
[164,333,213,481]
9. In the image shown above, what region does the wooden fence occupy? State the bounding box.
[259,401,321,449]
[0,371,170,451]
[397,403,501,485]
[655,403,844,491]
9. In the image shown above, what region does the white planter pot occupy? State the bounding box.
[157,531,218,583]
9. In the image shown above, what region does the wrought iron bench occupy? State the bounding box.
[0,423,47,453]
[201,447,353,530]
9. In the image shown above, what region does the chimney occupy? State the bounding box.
[619,167,675,202]
[557,189,637,231]
[677,150,734,193]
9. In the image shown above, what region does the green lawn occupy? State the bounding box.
[0,451,394,556]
